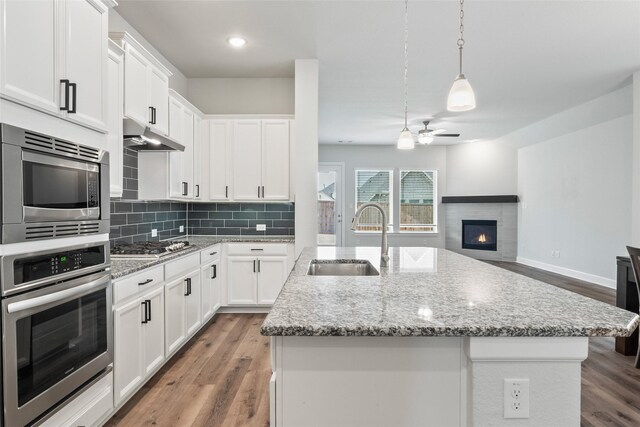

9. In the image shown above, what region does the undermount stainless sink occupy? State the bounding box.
[307,260,380,276]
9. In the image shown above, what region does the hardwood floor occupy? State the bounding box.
[105,314,271,427]
[107,262,640,427]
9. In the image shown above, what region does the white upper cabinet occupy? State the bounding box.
[62,0,108,131]
[208,120,232,200]
[0,0,59,114]
[193,115,203,200]
[228,119,291,202]
[261,120,290,200]
[0,0,112,132]
[122,44,149,125]
[107,42,124,197]
[110,32,172,133]
[147,65,169,135]
[233,120,263,201]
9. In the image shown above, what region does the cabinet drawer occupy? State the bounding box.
[113,266,164,304]
[226,243,289,256]
[41,371,113,427]
[165,252,200,280]
[200,244,222,264]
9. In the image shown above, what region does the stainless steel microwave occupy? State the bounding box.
[0,124,110,243]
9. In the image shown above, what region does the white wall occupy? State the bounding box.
[294,60,319,256]
[517,113,633,287]
[446,140,518,196]
[109,9,189,97]
[187,78,294,114]
[319,144,447,248]
[632,71,640,245]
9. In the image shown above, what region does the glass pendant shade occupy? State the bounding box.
[447,74,476,112]
[397,128,415,150]
[418,134,434,145]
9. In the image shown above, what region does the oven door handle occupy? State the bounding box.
[7,275,110,314]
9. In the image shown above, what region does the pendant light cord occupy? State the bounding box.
[403,0,409,129]
[457,0,465,75]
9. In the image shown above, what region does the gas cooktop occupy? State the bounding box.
[111,241,190,259]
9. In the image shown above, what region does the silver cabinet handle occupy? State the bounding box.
[7,275,109,314]
[261,186,265,198]
[182,182,188,196]
[196,184,200,198]
[258,186,261,198]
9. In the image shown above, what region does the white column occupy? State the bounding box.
[294,59,319,256]
[632,71,640,245]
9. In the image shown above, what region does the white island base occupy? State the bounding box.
[269,336,588,427]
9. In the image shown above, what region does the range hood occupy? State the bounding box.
[123,118,184,152]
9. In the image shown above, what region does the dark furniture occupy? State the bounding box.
[617,253,640,363]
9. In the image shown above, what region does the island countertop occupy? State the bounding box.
[260,246,640,337]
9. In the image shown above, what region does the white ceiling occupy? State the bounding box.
[115,0,640,145]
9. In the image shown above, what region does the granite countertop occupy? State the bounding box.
[261,246,640,337]
[110,235,294,279]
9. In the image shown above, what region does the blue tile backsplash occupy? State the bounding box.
[188,202,295,236]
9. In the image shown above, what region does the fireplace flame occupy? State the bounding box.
[477,233,487,243]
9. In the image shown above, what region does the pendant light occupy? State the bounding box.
[447,0,476,112]
[397,0,415,150]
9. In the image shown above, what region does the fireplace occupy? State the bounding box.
[462,220,497,251]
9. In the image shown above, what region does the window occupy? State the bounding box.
[353,169,437,234]
[355,170,393,231]
[400,170,437,232]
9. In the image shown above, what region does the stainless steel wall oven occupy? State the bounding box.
[0,124,110,244]
[0,240,112,426]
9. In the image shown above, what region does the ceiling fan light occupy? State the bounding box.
[418,134,434,145]
[447,74,476,112]
[397,128,415,150]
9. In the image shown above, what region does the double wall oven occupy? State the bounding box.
[0,124,113,426]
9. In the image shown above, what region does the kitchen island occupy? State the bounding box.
[261,247,639,427]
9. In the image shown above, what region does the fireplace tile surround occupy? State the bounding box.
[444,196,518,261]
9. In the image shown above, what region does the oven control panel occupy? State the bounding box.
[13,245,106,285]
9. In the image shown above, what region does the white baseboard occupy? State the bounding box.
[516,257,616,289]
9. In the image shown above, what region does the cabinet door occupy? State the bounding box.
[180,108,195,198]
[257,256,288,305]
[233,120,262,201]
[193,115,202,200]
[168,97,185,198]
[148,65,169,135]
[142,287,165,376]
[200,264,214,322]
[165,276,187,355]
[62,0,108,131]
[123,45,149,125]
[261,120,290,200]
[184,269,201,336]
[227,256,258,305]
[209,120,231,200]
[0,0,60,114]
[107,47,124,197]
[114,298,144,405]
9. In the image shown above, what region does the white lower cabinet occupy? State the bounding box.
[201,259,221,322]
[227,252,289,305]
[165,268,202,355]
[257,256,289,305]
[114,285,165,406]
[41,372,113,427]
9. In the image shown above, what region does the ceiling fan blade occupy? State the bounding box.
[435,133,461,138]
[429,129,448,136]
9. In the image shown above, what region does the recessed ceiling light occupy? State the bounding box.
[227,37,247,48]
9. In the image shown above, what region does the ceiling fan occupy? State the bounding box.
[417,121,460,144]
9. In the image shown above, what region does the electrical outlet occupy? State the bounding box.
[151,229,158,237]
[504,378,530,419]
[256,224,267,231]
[179,225,184,233]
